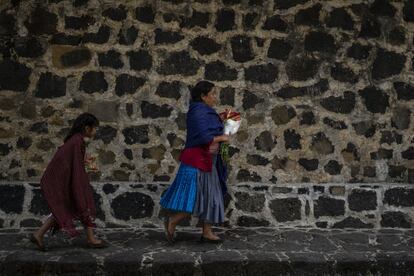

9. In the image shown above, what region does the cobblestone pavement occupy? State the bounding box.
[1,227,414,275]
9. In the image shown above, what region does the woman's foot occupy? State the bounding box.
[200,235,223,243]
[201,223,222,243]
[164,218,175,245]
[163,212,189,244]
[30,233,46,251]
[200,232,223,243]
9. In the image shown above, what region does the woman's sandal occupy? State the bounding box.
[164,218,175,245]
[30,234,46,251]
[199,236,223,244]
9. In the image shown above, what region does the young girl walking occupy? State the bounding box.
[30,113,106,251]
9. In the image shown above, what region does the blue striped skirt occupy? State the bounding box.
[160,163,198,213]
[160,155,225,224]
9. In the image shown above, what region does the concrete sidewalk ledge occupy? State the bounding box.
[1,227,414,275]
[1,182,414,230]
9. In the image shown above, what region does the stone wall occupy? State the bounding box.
[0,0,414,185]
[1,182,414,229]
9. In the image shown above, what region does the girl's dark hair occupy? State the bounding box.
[190,81,214,102]
[64,112,99,142]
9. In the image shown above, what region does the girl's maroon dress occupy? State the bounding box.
[40,133,96,237]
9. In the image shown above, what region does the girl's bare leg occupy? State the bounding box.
[85,227,103,245]
[33,216,55,245]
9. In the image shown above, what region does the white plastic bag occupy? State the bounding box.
[224,119,241,135]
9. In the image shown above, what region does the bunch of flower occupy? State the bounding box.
[219,109,241,164]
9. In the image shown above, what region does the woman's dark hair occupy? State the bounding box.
[64,112,99,142]
[190,81,214,102]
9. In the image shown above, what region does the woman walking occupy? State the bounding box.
[160,80,232,244]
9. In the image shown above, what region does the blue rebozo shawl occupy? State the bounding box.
[184,101,228,195]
